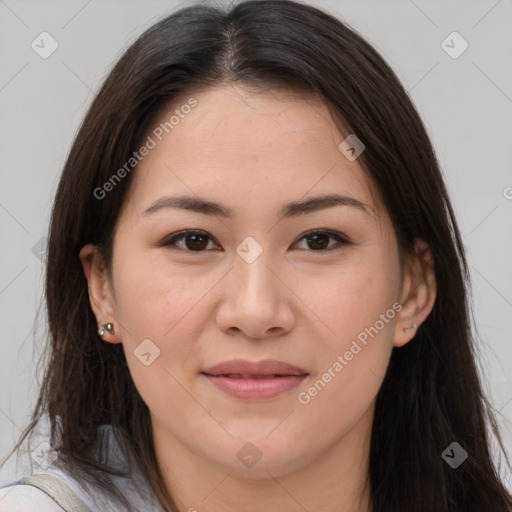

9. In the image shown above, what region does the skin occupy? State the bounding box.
[80,84,437,512]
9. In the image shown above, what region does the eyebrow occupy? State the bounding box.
[142,193,371,219]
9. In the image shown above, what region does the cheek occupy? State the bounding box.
[110,252,220,397]
[112,248,207,337]
[112,259,208,425]
[299,257,397,349]
[294,257,398,409]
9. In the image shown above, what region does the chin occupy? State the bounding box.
[203,434,313,479]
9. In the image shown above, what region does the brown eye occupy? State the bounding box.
[183,233,209,250]
[161,229,350,254]
[306,232,330,250]
[294,230,350,252]
[162,230,219,252]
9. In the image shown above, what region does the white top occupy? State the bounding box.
[0,415,165,511]
[0,485,65,512]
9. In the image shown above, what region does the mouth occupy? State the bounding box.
[201,373,308,400]
[200,359,309,400]
[203,373,303,378]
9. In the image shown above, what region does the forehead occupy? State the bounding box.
[166,84,343,158]
[121,84,380,222]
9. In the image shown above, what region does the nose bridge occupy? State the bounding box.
[217,236,292,338]
[232,237,280,304]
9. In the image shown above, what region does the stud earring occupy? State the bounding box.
[410,323,418,329]
[98,323,114,337]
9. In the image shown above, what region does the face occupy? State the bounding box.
[81,84,432,481]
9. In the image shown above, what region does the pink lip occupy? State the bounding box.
[203,358,308,376]
[203,374,307,400]
[201,359,309,400]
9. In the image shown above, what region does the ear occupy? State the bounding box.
[394,238,437,348]
[79,243,122,344]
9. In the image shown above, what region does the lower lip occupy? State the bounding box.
[202,374,308,400]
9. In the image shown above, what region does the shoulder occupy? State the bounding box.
[0,483,65,511]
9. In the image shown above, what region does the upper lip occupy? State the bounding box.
[202,359,309,377]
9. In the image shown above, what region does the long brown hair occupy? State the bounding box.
[2,1,511,510]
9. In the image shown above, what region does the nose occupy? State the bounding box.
[215,246,295,339]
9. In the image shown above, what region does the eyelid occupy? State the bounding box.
[293,229,351,252]
[160,228,351,252]
[161,229,221,251]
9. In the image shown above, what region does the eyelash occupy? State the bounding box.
[160,229,351,254]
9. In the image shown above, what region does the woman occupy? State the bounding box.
[1,0,511,510]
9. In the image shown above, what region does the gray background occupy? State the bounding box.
[1,0,511,490]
